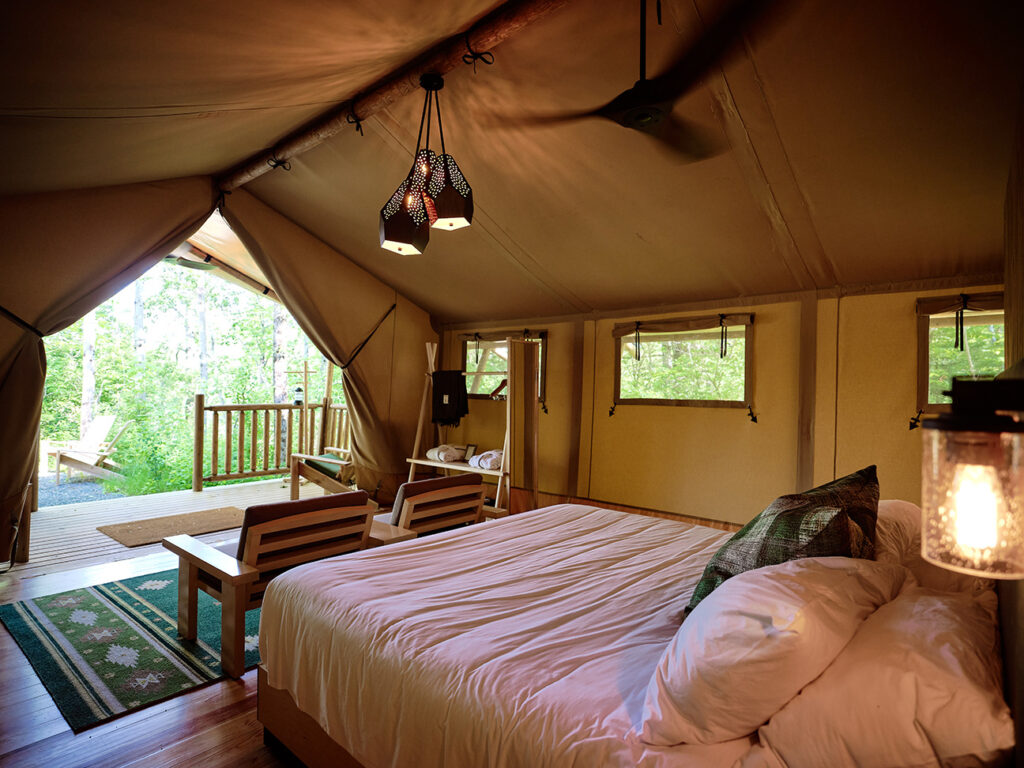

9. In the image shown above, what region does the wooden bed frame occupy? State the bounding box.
[258,665,363,768]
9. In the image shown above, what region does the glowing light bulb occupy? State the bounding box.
[952,463,1000,552]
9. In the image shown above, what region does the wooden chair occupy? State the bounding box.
[288,449,355,500]
[49,417,131,484]
[384,474,486,536]
[162,491,411,677]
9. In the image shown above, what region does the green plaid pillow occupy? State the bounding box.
[682,466,880,619]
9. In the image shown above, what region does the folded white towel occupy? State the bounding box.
[427,444,465,463]
[474,449,503,470]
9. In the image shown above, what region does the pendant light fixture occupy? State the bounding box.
[379,73,474,254]
[920,364,1024,578]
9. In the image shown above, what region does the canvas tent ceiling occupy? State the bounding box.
[2,0,1021,324]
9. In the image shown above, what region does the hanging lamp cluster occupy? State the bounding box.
[379,73,474,255]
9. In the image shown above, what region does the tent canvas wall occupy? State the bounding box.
[1,0,1023,563]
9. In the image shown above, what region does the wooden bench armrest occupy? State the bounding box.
[162,534,260,584]
[290,452,351,467]
[368,519,417,547]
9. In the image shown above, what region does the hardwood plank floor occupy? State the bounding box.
[0,479,323,768]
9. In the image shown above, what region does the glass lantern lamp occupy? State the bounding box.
[921,372,1024,578]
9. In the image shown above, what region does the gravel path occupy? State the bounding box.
[36,472,124,508]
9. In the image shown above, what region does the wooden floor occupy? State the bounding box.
[0,479,323,768]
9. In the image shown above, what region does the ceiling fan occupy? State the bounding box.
[501,0,780,159]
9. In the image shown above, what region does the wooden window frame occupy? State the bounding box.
[460,331,548,401]
[916,292,1004,414]
[613,314,754,409]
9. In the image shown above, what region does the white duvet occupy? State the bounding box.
[259,504,756,767]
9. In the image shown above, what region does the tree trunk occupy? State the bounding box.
[133,281,145,361]
[198,278,209,395]
[272,303,287,456]
[80,310,97,439]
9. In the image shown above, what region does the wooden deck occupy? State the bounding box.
[0,479,325,767]
[7,478,323,587]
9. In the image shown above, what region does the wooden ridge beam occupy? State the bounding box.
[218,0,571,191]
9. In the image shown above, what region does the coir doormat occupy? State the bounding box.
[97,506,245,547]
[0,569,260,731]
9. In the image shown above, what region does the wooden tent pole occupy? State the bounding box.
[218,0,570,191]
[319,363,335,455]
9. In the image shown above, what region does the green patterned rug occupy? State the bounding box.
[0,569,260,732]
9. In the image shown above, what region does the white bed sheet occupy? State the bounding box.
[260,503,754,768]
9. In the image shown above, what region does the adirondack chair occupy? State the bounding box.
[288,448,355,499]
[163,491,413,677]
[48,416,131,485]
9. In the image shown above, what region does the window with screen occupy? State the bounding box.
[461,332,546,400]
[916,293,1004,411]
[614,314,753,407]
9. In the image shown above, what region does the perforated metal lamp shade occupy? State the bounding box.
[379,149,437,255]
[428,153,473,230]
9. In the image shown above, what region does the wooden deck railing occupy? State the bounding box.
[192,394,350,491]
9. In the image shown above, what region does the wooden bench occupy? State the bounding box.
[387,474,486,536]
[162,491,410,677]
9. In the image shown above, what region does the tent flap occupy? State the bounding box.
[0,176,216,565]
[222,189,436,499]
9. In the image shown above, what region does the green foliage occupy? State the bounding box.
[40,324,83,441]
[619,331,746,402]
[927,320,1004,404]
[41,261,339,496]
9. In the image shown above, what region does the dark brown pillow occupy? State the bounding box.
[237,490,368,560]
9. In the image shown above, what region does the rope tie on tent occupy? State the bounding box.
[719,314,728,358]
[267,153,291,172]
[346,110,364,136]
[747,405,757,423]
[953,293,968,351]
[339,303,396,369]
[474,333,482,365]
[462,33,495,72]
[0,304,43,337]
[215,190,230,214]
[634,322,642,361]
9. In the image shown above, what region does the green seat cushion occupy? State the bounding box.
[682,465,880,619]
[304,454,346,479]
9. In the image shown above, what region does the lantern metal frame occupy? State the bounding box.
[921,366,1024,578]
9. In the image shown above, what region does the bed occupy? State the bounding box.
[258,498,1016,768]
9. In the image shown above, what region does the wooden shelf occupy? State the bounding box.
[406,458,505,478]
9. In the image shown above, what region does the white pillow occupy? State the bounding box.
[757,587,1013,768]
[875,499,993,593]
[639,557,909,745]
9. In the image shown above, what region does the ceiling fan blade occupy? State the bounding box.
[486,107,602,129]
[628,109,724,160]
[643,0,780,105]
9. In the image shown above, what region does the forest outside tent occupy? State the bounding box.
[41,252,346,502]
